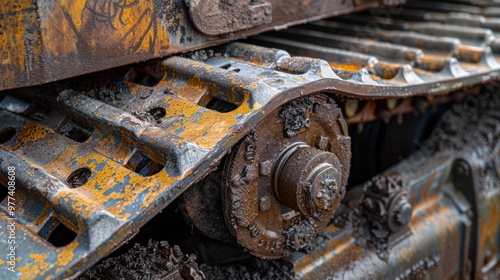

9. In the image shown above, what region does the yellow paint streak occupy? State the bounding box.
[140,171,177,209]
[10,122,50,150]
[55,242,79,266]
[173,95,261,149]
[72,150,167,219]
[19,253,50,279]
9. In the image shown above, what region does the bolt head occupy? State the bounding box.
[396,202,413,226]
[259,160,272,176]
[259,195,271,211]
[316,136,329,150]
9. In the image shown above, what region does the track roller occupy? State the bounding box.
[182,94,350,258]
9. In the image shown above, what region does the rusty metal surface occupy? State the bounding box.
[185,0,272,36]
[289,155,470,279]
[220,94,350,258]
[276,88,500,279]
[181,94,351,259]
[79,84,500,280]
[0,0,404,91]
[0,46,350,278]
[0,0,499,279]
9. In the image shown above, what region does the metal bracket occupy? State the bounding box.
[185,0,272,36]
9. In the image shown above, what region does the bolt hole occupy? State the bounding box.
[0,127,16,144]
[39,216,78,247]
[219,63,231,69]
[206,97,238,113]
[47,223,77,247]
[56,118,94,143]
[67,167,91,188]
[148,107,166,121]
[124,150,165,177]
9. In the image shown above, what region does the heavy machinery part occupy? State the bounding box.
[284,88,500,279]
[290,156,470,279]
[0,0,406,91]
[2,0,500,278]
[83,85,500,279]
[178,94,447,257]
[221,94,350,258]
[185,0,272,36]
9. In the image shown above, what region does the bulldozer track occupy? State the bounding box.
[1,0,500,278]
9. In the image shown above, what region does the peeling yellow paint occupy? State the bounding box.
[19,253,50,279]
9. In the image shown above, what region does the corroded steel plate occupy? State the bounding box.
[0,0,402,90]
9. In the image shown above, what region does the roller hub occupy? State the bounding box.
[273,143,341,218]
[221,94,351,258]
